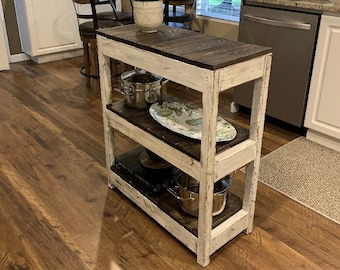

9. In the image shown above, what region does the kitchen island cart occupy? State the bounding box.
[96,24,272,267]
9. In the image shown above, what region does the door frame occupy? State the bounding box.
[0,0,10,70]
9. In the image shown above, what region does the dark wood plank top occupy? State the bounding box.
[96,24,272,70]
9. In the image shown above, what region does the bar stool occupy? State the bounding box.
[163,0,195,29]
[95,0,135,79]
[96,0,133,24]
[72,0,126,93]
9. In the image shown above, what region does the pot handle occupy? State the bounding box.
[113,87,126,96]
[167,186,195,201]
[158,79,169,105]
[161,79,169,86]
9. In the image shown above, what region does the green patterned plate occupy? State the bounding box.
[149,102,237,142]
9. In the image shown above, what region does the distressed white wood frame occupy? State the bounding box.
[97,33,272,267]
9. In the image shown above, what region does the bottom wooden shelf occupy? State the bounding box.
[112,147,243,237]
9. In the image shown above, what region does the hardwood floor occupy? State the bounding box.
[0,57,339,270]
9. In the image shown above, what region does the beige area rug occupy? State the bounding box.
[259,136,340,224]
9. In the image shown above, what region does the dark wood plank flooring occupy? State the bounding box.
[0,57,339,270]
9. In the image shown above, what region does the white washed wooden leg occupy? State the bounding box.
[97,39,116,189]
[243,54,272,233]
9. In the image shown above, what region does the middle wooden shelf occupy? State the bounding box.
[106,99,255,180]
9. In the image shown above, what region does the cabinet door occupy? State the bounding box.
[15,0,81,56]
[305,15,340,140]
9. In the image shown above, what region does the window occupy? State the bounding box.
[195,0,242,23]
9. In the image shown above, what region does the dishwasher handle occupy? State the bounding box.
[243,14,311,30]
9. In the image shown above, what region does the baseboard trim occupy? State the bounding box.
[9,53,30,63]
[306,129,340,152]
[29,49,83,64]
[9,49,83,64]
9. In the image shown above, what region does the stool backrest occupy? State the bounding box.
[72,0,123,28]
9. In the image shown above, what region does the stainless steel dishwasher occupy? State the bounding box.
[233,4,321,127]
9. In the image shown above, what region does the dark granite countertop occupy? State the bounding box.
[244,0,340,14]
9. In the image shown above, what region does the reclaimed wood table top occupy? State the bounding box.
[96,24,272,70]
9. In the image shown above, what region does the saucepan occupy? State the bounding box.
[168,172,233,217]
[116,69,168,110]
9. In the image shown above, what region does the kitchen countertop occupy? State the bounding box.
[244,0,340,14]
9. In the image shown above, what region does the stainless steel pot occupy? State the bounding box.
[168,173,233,217]
[117,69,168,109]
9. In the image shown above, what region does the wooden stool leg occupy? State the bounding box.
[111,59,119,77]
[120,62,127,74]
[82,39,91,86]
[90,39,100,94]
[111,59,131,78]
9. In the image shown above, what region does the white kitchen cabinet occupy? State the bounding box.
[304,15,340,152]
[14,0,82,63]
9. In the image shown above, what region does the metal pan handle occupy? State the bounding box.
[167,187,195,201]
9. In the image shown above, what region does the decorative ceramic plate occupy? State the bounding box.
[149,102,237,142]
